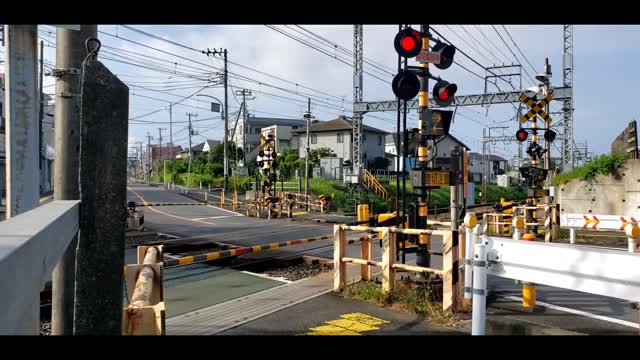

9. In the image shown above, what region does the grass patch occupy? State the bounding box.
[387,180,526,207]
[341,279,460,328]
[553,153,627,186]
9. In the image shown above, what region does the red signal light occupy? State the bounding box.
[432,80,457,107]
[516,129,528,142]
[439,88,450,101]
[394,28,422,58]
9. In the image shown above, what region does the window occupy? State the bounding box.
[311,134,317,144]
[363,133,367,141]
[337,132,343,143]
[378,135,382,146]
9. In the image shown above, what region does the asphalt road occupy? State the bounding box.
[128,184,639,333]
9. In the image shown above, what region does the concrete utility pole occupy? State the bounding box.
[136,141,143,179]
[38,40,44,174]
[168,103,173,162]
[305,98,311,197]
[186,113,197,190]
[146,132,153,180]
[51,24,97,336]
[235,89,254,164]
[4,24,40,335]
[157,127,165,171]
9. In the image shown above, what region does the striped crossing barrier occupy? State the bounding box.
[163,235,372,268]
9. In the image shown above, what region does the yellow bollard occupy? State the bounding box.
[521,232,536,310]
[220,190,225,207]
[233,191,237,211]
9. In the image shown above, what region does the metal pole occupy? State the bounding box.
[4,24,40,335]
[416,24,430,271]
[51,24,97,336]
[223,49,229,190]
[186,113,196,192]
[305,98,311,197]
[463,215,477,300]
[471,242,488,336]
[169,103,173,162]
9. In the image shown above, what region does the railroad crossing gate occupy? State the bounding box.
[520,93,553,125]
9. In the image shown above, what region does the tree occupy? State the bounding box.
[371,156,390,170]
[308,147,336,168]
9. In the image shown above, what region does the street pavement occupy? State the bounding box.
[220,292,466,336]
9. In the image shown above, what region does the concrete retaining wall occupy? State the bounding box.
[558,159,640,216]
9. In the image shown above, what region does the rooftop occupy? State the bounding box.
[292,116,387,134]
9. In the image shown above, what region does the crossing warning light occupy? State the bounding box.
[392,70,420,101]
[544,129,556,143]
[431,42,456,70]
[432,80,457,107]
[516,129,528,142]
[394,28,422,58]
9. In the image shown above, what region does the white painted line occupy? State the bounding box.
[206,204,245,216]
[157,232,181,239]
[240,270,293,284]
[192,215,242,221]
[503,295,639,329]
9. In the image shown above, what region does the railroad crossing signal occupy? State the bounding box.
[520,93,553,124]
[394,28,422,58]
[516,129,528,142]
[432,80,457,107]
[392,70,420,101]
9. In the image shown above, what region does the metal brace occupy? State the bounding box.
[50,68,80,78]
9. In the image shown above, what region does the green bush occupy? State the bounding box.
[553,153,627,186]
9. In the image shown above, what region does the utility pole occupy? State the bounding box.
[146,132,153,180]
[186,113,198,190]
[4,24,40,335]
[136,141,143,180]
[203,48,229,185]
[305,98,311,197]
[235,89,254,164]
[38,40,44,175]
[168,103,173,162]
[51,25,97,336]
[157,127,165,172]
[542,57,552,187]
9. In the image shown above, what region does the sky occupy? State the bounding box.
[6,24,640,162]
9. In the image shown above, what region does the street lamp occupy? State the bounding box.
[196,94,227,190]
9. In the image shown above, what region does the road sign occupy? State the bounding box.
[520,93,553,124]
[416,50,441,64]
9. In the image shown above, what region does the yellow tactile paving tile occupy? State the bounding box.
[303,312,389,336]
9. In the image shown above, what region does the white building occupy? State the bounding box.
[292,116,388,167]
[231,115,305,162]
[468,152,508,184]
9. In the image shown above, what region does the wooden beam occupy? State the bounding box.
[333,225,346,292]
[381,229,395,292]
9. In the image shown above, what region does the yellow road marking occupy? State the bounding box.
[303,312,389,336]
[340,312,391,326]
[127,187,216,225]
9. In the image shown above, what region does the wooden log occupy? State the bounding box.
[342,257,383,267]
[392,263,443,275]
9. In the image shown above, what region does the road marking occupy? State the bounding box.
[206,204,245,216]
[503,296,639,329]
[305,313,390,335]
[192,215,242,221]
[240,270,293,283]
[127,187,216,225]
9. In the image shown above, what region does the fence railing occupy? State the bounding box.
[0,200,80,335]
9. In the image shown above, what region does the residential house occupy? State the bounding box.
[385,133,470,171]
[468,152,508,184]
[292,116,388,167]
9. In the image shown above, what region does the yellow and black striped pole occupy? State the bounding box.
[415,24,431,271]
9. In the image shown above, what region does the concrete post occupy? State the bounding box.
[471,243,488,335]
[73,51,129,335]
[3,24,40,335]
[51,25,97,336]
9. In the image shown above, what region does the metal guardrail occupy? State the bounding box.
[0,200,80,335]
